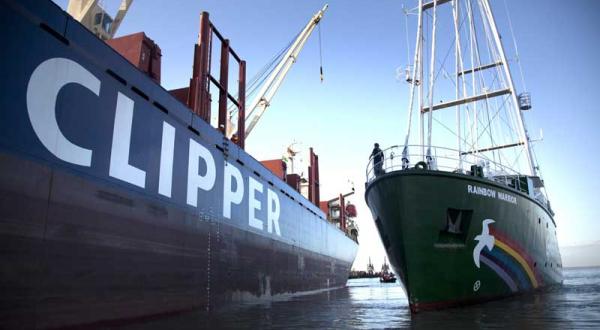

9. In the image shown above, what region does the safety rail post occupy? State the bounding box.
[218,39,230,134]
[184,11,247,149]
[189,11,212,122]
[236,61,246,149]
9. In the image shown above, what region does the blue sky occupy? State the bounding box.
[54,0,600,269]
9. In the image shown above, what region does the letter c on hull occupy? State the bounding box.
[27,58,99,166]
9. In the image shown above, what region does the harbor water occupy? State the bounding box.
[120,267,600,329]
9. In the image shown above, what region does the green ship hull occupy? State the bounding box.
[365,169,562,312]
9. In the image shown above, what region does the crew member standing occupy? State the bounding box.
[370,143,384,176]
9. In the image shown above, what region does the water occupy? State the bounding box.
[123,267,600,329]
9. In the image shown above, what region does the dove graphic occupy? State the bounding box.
[473,219,495,268]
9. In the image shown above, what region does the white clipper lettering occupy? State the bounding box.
[27,57,99,166]
[223,162,244,219]
[248,176,264,230]
[158,122,175,197]
[109,92,146,188]
[267,188,281,236]
[186,139,216,207]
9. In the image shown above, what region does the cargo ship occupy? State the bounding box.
[365,0,562,312]
[0,0,358,327]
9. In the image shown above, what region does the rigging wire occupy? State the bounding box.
[404,4,411,67]
[246,34,297,96]
[318,22,324,82]
[472,1,514,170]
[228,30,300,117]
[431,115,499,167]
[406,0,530,175]
[503,0,527,92]
[477,10,501,165]
[479,1,527,172]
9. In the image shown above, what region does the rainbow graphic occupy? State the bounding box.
[479,228,541,292]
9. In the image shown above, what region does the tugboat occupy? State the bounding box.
[379,257,397,283]
[365,0,561,312]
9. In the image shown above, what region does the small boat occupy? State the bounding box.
[379,257,397,283]
[380,273,397,283]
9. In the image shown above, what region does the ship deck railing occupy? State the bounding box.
[368,144,548,196]
[366,144,554,213]
[366,144,554,216]
[366,145,523,181]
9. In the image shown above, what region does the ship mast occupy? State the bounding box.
[479,0,536,176]
[244,4,329,139]
[403,0,537,176]
[401,0,423,167]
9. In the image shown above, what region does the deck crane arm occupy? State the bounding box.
[67,0,133,40]
[244,4,328,138]
[109,0,133,37]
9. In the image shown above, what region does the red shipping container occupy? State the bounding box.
[319,201,329,217]
[107,32,162,83]
[260,159,287,181]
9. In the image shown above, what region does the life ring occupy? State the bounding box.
[415,161,428,170]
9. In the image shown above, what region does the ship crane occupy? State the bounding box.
[67,0,133,40]
[243,4,328,139]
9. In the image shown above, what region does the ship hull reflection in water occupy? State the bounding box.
[121,268,600,329]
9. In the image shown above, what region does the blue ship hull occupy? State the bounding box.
[0,0,358,327]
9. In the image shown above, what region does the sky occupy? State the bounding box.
[53,0,600,269]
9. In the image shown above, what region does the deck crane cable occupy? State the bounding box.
[318,22,324,82]
[247,31,300,93]
[243,34,298,119]
[228,31,299,117]
[243,4,329,139]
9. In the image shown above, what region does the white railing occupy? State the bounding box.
[365,144,554,213]
[366,144,523,185]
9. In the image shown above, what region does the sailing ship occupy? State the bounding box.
[0,0,357,327]
[365,0,562,312]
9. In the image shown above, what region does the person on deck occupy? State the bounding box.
[371,143,384,177]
